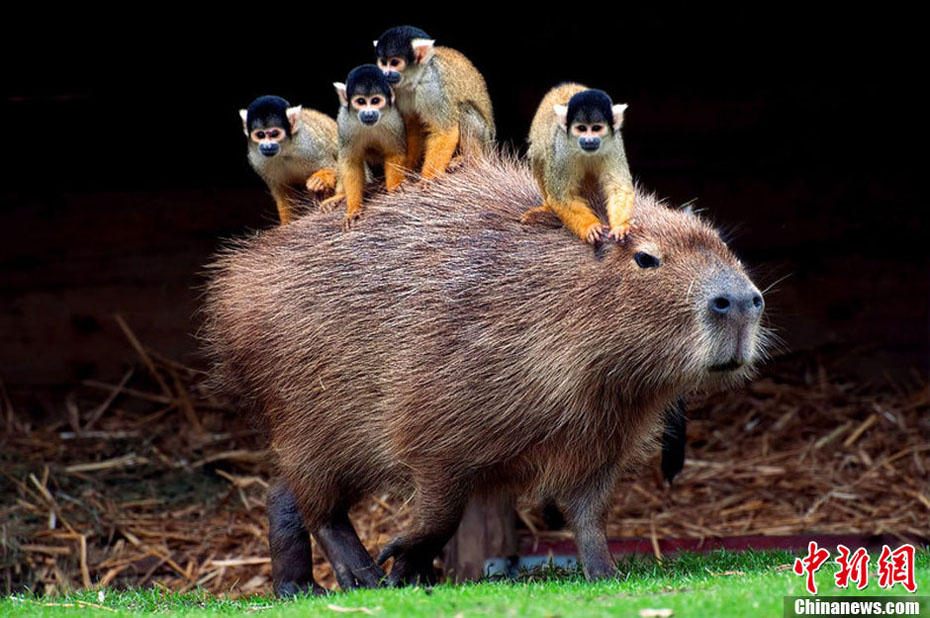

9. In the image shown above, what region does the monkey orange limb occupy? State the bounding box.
[307,168,337,193]
[404,116,425,172]
[421,125,460,180]
[271,189,295,225]
[548,197,605,244]
[384,153,407,192]
[606,182,636,240]
[342,160,367,228]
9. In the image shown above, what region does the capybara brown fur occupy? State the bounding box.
[202,153,769,593]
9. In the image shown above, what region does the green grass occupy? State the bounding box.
[3,550,928,617]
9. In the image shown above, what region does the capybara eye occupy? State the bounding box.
[634,252,661,269]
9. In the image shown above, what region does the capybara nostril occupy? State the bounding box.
[710,291,763,318]
[710,295,732,315]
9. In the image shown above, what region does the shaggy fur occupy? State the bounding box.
[201,152,768,586]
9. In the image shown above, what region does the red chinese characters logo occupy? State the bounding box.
[794,541,831,595]
[834,544,870,590]
[877,544,916,593]
[793,542,917,595]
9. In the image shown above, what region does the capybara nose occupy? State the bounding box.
[709,291,764,318]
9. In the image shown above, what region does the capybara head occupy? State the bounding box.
[579,203,767,395]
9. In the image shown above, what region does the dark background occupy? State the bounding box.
[2,9,927,415]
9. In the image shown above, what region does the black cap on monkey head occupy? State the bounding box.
[375,25,431,63]
[246,96,293,135]
[565,90,615,133]
[346,65,394,102]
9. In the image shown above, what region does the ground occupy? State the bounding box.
[3,550,929,617]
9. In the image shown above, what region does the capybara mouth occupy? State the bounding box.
[708,359,744,373]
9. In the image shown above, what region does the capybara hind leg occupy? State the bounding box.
[562,476,618,580]
[314,510,386,590]
[377,478,469,586]
[267,479,325,597]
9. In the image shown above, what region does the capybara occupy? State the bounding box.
[202,153,768,594]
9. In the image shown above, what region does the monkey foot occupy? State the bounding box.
[519,206,561,228]
[320,194,346,214]
[585,223,608,245]
[446,156,467,173]
[342,212,361,232]
[274,580,327,597]
[607,222,636,242]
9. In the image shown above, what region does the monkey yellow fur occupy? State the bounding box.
[240,96,338,225]
[375,26,495,180]
[522,83,635,244]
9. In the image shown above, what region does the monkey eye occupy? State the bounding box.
[634,252,661,269]
[591,124,603,132]
[575,124,587,132]
[255,130,265,139]
[371,96,381,105]
[355,97,367,106]
[267,129,280,139]
[390,58,400,67]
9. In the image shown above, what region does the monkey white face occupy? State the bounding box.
[570,122,610,153]
[249,127,287,157]
[377,56,408,85]
[351,94,388,126]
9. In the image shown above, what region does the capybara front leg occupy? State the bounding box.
[314,510,386,590]
[267,479,325,597]
[377,477,470,586]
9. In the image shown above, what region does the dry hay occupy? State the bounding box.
[1,319,927,596]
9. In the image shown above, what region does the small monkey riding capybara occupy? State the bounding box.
[202,153,768,594]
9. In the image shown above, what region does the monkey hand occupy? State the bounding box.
[319,194,346,214]
[607,221,636,242]
[306,169,337,193]
[585,222,609,245]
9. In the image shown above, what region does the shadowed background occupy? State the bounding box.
[2,9,926,415]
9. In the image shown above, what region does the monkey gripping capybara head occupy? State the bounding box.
[202,153,769,592]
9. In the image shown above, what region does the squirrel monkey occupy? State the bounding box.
[240,96,338,225]
[374,25,495,180]
[321,65,406,230]
[522,84,635,244]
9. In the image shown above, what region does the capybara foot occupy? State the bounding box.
[274,580,327,597]
[331,561,386,590]
[377,537,437,586]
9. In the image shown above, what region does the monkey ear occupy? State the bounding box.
[553,104,568,130]
[612,104,628,131]
[410,38,435,64]
[372,39,379,48]
[333,82,348,106]
[286,106,302,132]
[239,109,249,136]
